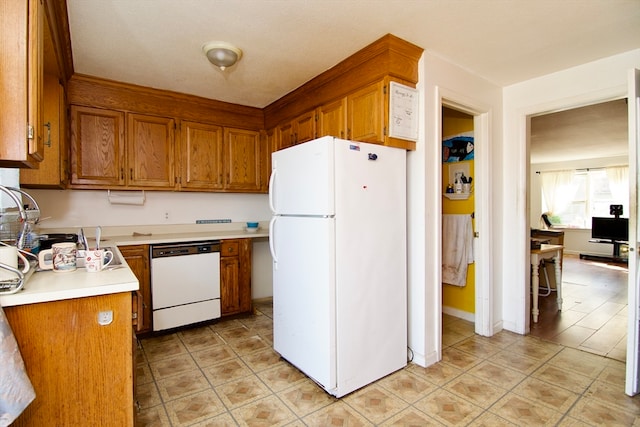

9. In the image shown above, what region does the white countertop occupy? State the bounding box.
[0,223,270,308]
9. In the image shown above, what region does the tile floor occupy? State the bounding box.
[529,254,629,361]
[136,296,640,426]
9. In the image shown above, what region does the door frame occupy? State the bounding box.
[437,86,493,338]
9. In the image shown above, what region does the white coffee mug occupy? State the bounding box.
[0,246,30,281]
[39,242,77,272]
[83,249,113,272]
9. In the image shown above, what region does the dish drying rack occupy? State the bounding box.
[0,185,40,294]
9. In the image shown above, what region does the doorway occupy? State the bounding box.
[527,99,629,360]
[442,107,476,322]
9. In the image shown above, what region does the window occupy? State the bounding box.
[541,167,628,228]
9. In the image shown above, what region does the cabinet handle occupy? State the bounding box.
[130,168,133,180]
[120,168,124,180]
[44,122,51,147]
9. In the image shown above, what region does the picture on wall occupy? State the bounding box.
[443,131,474,163]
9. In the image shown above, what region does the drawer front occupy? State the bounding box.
[221,241,239,257]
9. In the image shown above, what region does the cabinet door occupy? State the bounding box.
[220,239,252,316]
[5,293,134,426]
[127,113,176,189]
[347,80,385,143]
[277,121,295,150]
[224,128,262,191]
[70,105,125,186]
[318,98,347,139]
[0,0,43,167]
[21,74,67,187]
[220,255,241,315]
[119,245,152,334]
[294,110,316,144]
[179,121,224,190]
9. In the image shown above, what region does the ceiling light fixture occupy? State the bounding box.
[202,41,242,71]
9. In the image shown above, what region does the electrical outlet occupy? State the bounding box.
[98,310,113,326]
[164,211,170,220]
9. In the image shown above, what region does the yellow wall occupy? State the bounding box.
[442,107,475,315]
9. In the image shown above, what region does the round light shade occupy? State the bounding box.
[203,41,242,70]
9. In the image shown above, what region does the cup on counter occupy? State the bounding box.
[462,183,472,194]
[38,242,77,273]
[82,249,113,272]
[0,245,30,281]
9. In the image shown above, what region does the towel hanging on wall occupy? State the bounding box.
[442,214,474,286]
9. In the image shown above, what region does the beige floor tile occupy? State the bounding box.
[441,347,482,370]
[164,389,227,426]
[231,394,298,427]
[414,388,484,426]
[202,358,253,386]
[511,377,579,413]
[490,394,564,426]
[569,396,640,426]
[443,372,508,408]
[142,336,189,362]
[191,343,237,368]
[136,363,154,386]
[242,347,287,372]
[453,335,503,358]
[214,375,272,409]
[468,361,526,389]
[277,378,337,417]
[190,412,238,427]
[377,370,438,404]
[505,336,562,361]
[584,379,640,414]
[302,401,373,427]
[149,353,198,380]
[343,385,410,424]
[228,335,270,355]
[136,381,163,409]
[491,349,545,374]
[156,369,211,402]
[468,412,517,426]
[530,364,593,394]
[136,404,172,427]
[178,327,225,352]
[257,362,308,392]
[547,347,607,378]
[406,360,464,386]
[379,407,444,426]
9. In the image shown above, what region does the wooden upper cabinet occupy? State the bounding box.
[318,97,347,139]
[347,80,385,144]
[293,110,316,144]
[277,121,295,151]
[224,128,262,192]
[70,105,125,187]
[179,121,224,190]
[127,113,175,189]
[0,0,44,167]
[21,73,67,188]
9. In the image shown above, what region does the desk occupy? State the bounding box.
[530,244,563,323]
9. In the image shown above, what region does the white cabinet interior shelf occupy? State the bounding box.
[443,193,471,200]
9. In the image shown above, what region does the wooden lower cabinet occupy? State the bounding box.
[220,239,252,316]
[119,244,152,334]
[5,292,135,426]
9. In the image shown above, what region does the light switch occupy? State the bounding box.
[98,310,113,325]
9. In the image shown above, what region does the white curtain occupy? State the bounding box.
[540,170,578,219]
[605,165,629,213]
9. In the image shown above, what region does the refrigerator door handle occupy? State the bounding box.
[268,168,277,213]
[269,216,278,264]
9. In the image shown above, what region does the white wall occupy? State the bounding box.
[27,189,274,298]
[408,51,502,366]
[502,49,640,335]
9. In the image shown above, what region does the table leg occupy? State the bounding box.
[531,257,540,323]
[554,253,563,311]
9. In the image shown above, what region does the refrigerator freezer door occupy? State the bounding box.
[270,136,335,216]
[272,215,336,390]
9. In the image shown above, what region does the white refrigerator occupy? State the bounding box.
[268,136,407,397]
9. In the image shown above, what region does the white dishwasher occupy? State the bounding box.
[151,240,221,331]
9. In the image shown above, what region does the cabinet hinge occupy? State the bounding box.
[27,124,34,140]
[383,126,387,136]
[383,85,387,95]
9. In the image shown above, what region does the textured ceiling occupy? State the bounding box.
[530,99,629,164]
[66,0,640,108]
